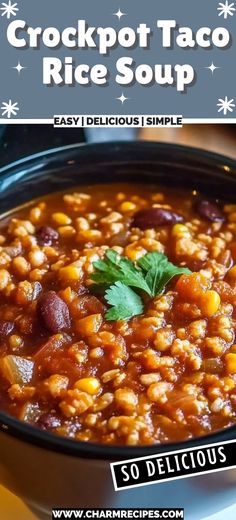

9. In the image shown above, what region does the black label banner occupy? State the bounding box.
[110,439,236,491]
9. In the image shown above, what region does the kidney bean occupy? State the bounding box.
[36,226,59,246]
[37,412,61,430]
[132,208,184,229]
[37,291,71,333]
[0,320,14,337]
[195,200,225,222]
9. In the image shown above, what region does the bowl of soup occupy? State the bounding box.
[0,141,235,516]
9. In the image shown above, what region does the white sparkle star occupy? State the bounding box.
[116,93,129,104]
[205,62,220,74]
[1,99,19,119]
[0,1,18,19]
[217,96,235,115]
[217,1,235,19]
[113,8,126,20]
[12,62,26,74]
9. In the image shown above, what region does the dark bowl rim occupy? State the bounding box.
[0,140,236,461]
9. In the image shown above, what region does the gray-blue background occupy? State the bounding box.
[0,0,235,119]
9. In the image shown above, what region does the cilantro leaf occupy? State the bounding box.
[138,252,191,297]
[91,249,152,296]
[91,249,191,321]
[104,281,144,321]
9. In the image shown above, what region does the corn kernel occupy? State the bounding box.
[58,226,76,238]
[199,290,221,317]
[42,246,58,260]
[172,224,189,237]
[12,256,30,277]
[52,212,72,226]
[225,353,236,374]
[119,201,136,212]
[228,265,236,280]
[59,265,81,282]
[0,269,10,290]
[74,377,101,395]
[222,377,235,391]
[77,230,102,242]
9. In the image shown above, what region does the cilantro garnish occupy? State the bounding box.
[105,281,144,321]
[91,249,190,321]
[137,252,190,297]
[92,249,152,295]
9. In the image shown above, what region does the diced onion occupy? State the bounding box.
[0,355,34,385]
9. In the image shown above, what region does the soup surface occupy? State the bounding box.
[0,183,236,445]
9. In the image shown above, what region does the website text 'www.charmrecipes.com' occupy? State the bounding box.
[52,509,184,520]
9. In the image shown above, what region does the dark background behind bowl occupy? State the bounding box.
[1,125,236,169]
[0,125,85,167]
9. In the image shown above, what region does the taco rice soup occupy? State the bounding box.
[0,183,236,446]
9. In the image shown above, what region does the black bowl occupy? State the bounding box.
[0,141,236,514]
